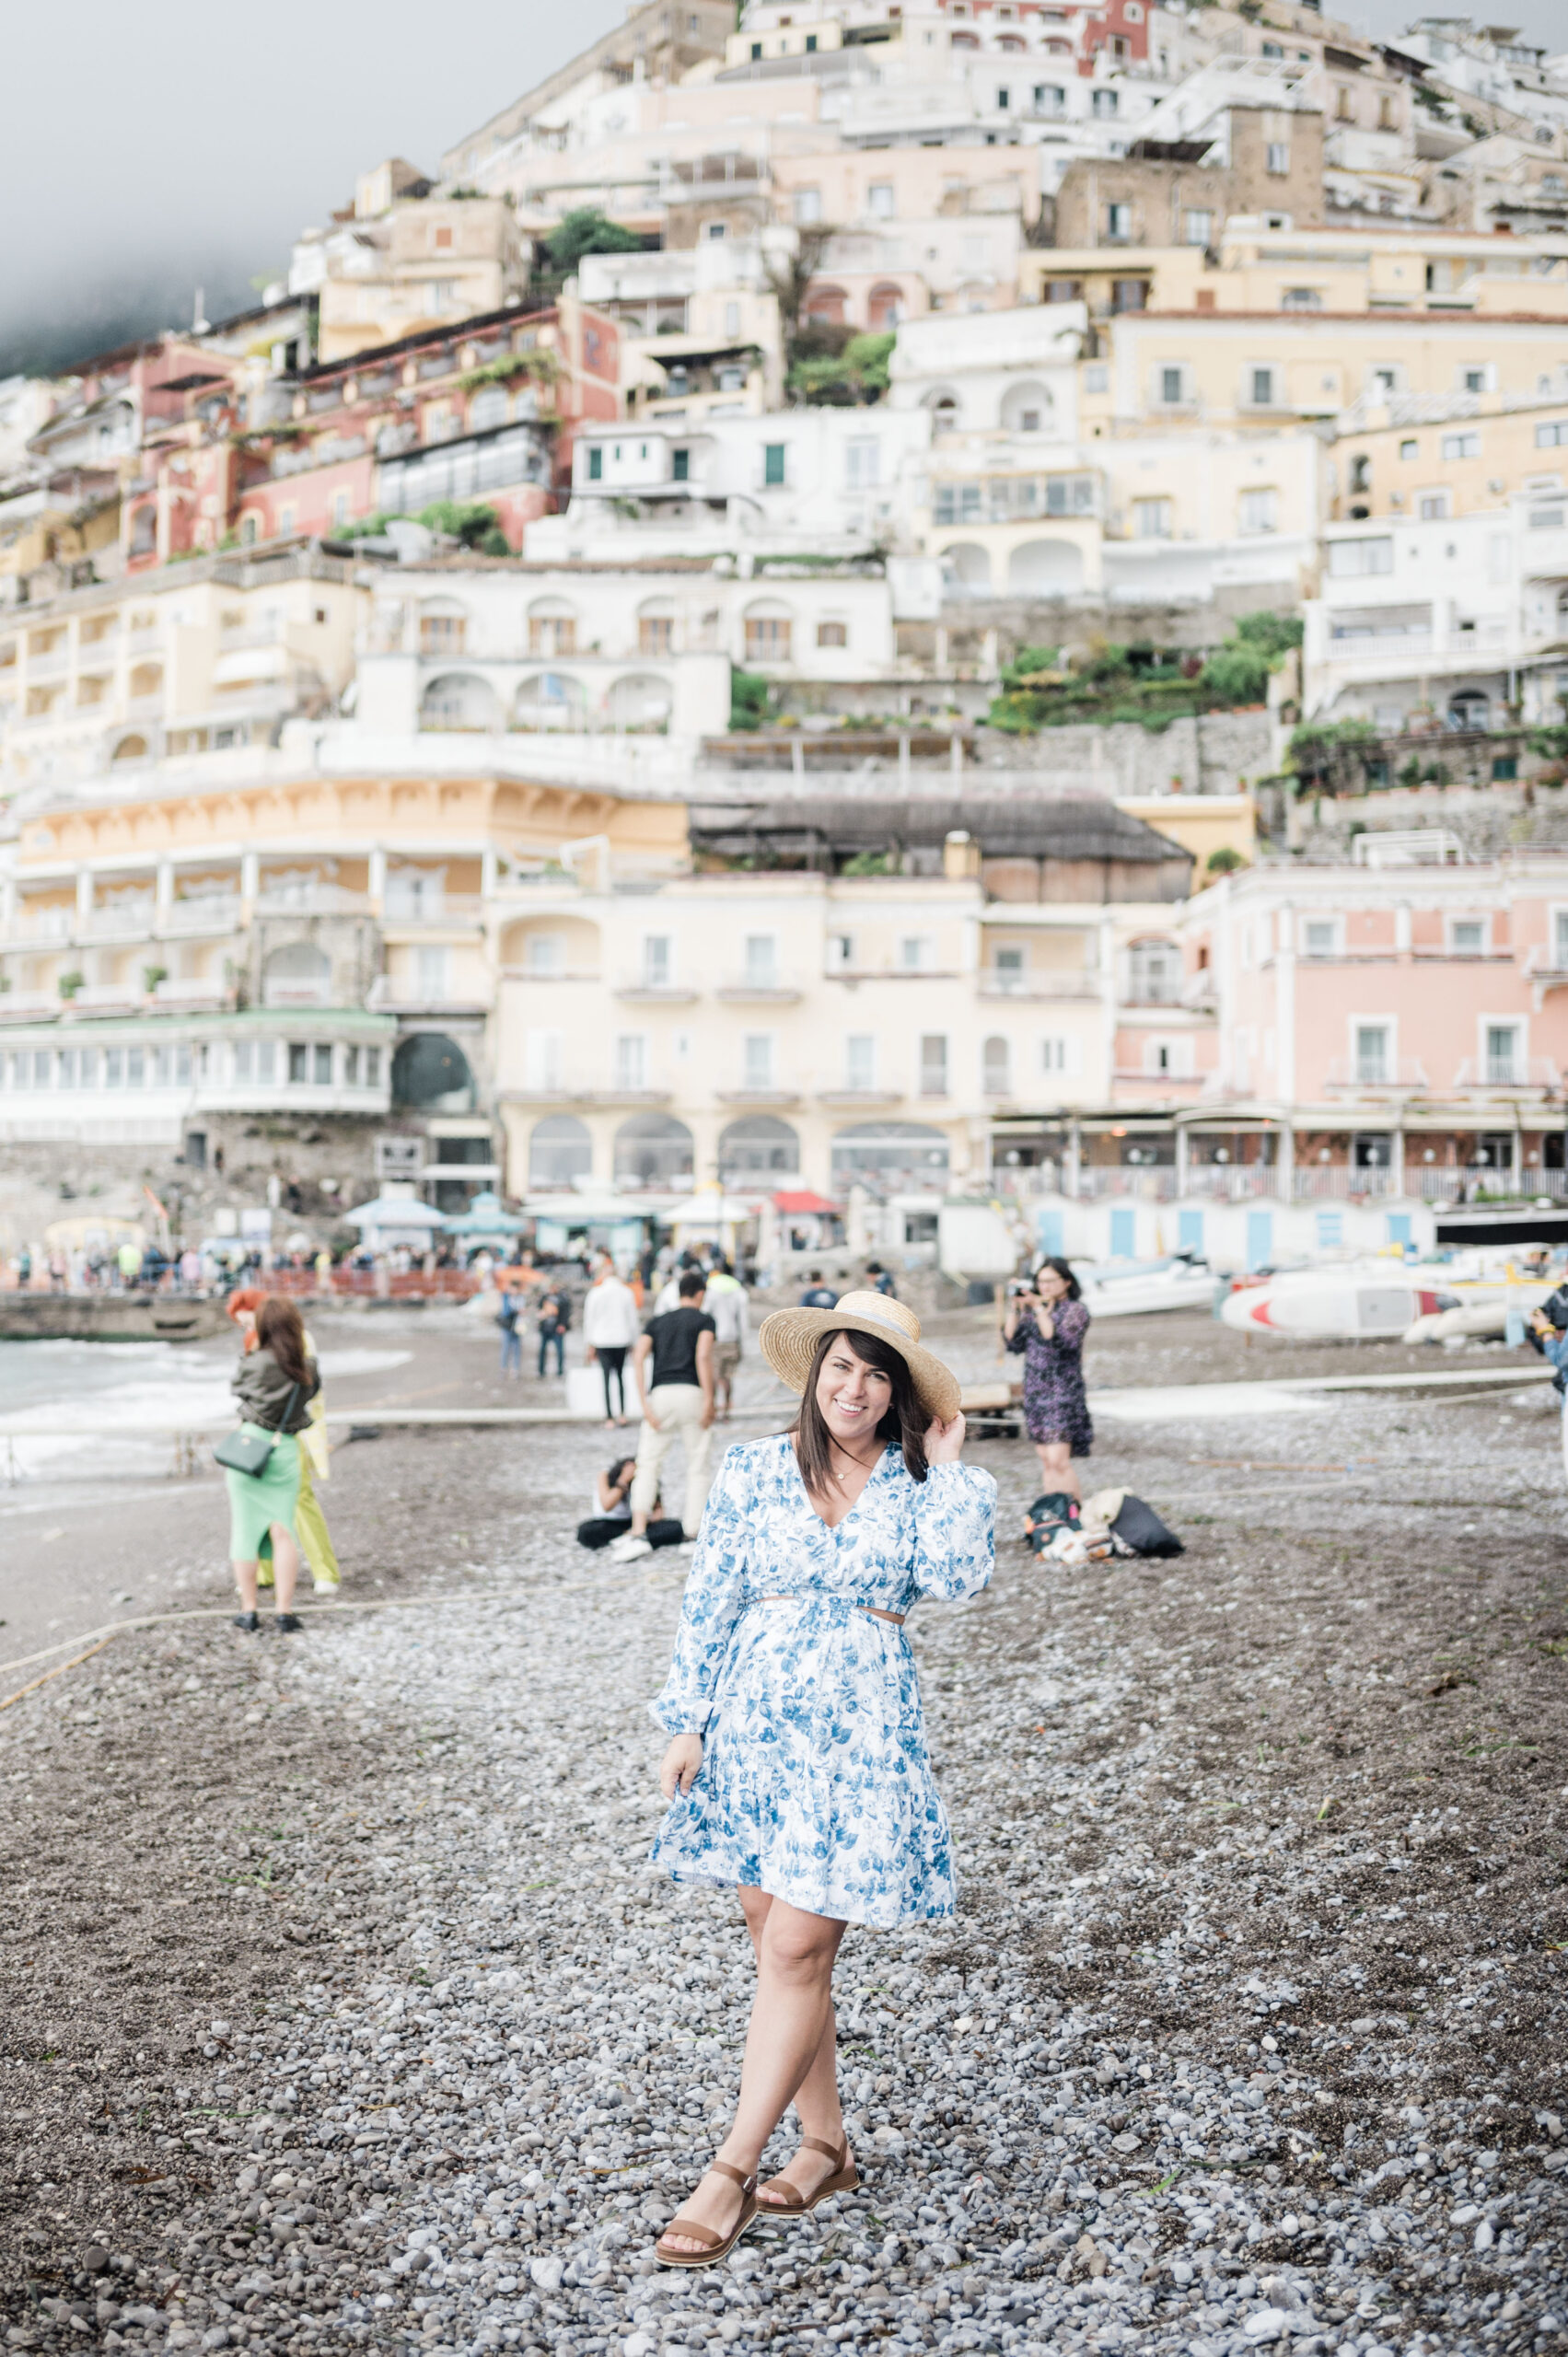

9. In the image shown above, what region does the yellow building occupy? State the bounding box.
[0,544,366,791]
[299,163,532,366]
[1329,393,1568,522]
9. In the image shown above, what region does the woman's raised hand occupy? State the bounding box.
[660,1734,703,1800]
[924,1411,967,1464]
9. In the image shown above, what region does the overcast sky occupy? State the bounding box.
[1,0,1562,374]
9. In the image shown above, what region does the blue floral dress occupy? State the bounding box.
[649,1434,996,1927]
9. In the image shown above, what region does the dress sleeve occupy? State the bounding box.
[1003,1310,1038,1358]
[650,1444,754,1735]
[909,1461,996,1603]
[1054,1300,1090,1351]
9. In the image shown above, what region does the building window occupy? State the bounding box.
[1418,491,1451,521]
[344,1045,360,1086]
[1303,920,1338,958]
[762,444,786,487]
[742,1033,774,1090]
[868,181,895,218]
[817,620,848,647]
[1486,1024,1520,1085]
[1450,919,1485,957]
[794,187,821,226]
[1354,1024,1390,1085]
[1239,486,1278,535]
[587,447,603,481]
[744,934,779,987]
[1182,210,1214,247]
[982,1035,1011,1095]
[1248,366,1276,407]
[1132,497,1172,539]
[1536,422,1568,449]
[1128,940,1181,1003]
[1441,431,1481,460]
[1328,536,1394,576]
[845,1034,877,1092]
[614,1034,648,1091]
[671,446,690,482]
[419,611,466,657]
[1266,141,1290,174]
[705,221,727,241]
[1554,911,1568,970]
[899,935,934,971]
[643,935,672,988]
[1282,287,1321,311]
[1106,202,1132,241]
[1158,365,1186,405]
[1109,279,1146,314]
[526,932,563,976]
[1092,88,1118,117]
[313,1043,333,1085]
[529,612,576,656]
[289,1042,309,1084]
[1033,85,1065,115]
[919,1036,948,1097]
[828,933,855,972]
[744,614,792,661]
[1399,437,1418,459]
[639,614,674,655]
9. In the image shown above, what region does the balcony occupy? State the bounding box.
[380,895,485,930]
[25,646,70,679]
[165,895,241,935]
[0,909,73,948]
[83,902,156,943]
[1290,1167,1399,1200]
[1323,1056,1430,1091]
[614,972,702,1003]
[1181,1166,1280,1202]
[154,976,226,1008]
[1074,1167,1179,1202]
[978,972,1101,1002]
[68,984,140,1014]
[0,991,59,1021]
[254,887,371,916]
[1451,1055,1559,1093]
[714,1086,802,1106]
[715,970,804,1003]
[816,1087,903,1108]
[367,985,494,1016]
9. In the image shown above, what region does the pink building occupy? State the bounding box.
[1174,839,1568,1202]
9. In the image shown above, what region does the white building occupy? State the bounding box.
[1303,501,1568,730]
[525,407,934,564]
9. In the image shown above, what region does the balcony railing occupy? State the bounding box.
[165,896,241,935]
[83,904,156,942]
[717,971,804,1001]
[1290,1167,1398,1200]
[1181,1166,1281,1201]
[380,894,485,928]
[614,972,701,1002]
[0,910,73,947]
[1074,1167,1179,1201]
[978,973,1101,1002]
[254,887,370,916]
[1324,1057,1430,1090]
[1451,1056,1559,1091]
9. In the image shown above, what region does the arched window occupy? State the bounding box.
[614,1112,694,1188]
[391,1032,474,1110]
[982,1036,1011,1097]
[1448,690,1490,731]
[528,1112,592,1188]
[110,733,150,763]
[743,601,794,664]
[867,282,906,331]
[803,284,847,326]
[606,673,673,733]
[261,941,332,1008]
[830,1121,949,1189]
[718,1114,800,1176]
[128,505,157,557]
[419,672,498,732]
[1000,380,1054,433]
[512,672,587,732]
[129,662,163,699]
[925,389,962,426]
[940,541,992,594]
[1006,540,1085,594]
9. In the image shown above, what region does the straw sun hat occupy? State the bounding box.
[759,1290,963,1426]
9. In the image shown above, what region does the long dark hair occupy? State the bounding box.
[793,1327,928,1504]
[255,1295,311,1388]
[1034,1255,1082,1301]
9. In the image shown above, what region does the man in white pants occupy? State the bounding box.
[610,1270,716,1561]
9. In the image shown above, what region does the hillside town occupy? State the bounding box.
[5,0,1568,1271]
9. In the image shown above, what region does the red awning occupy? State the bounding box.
[773,1191,840,1215]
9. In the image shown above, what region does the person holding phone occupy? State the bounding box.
[1003,1256,1092,1505]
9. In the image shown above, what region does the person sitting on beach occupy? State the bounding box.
[576,1457,685,1551]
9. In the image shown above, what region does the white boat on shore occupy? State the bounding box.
[1073,1252,1217,1319]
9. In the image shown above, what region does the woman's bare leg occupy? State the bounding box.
[269,1526,301,1613]
[659,1894,846,2255]
[1034,1437,1080,1505]
[233,1559,259,1610]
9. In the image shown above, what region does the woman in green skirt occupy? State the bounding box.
[227,1295,320,1635]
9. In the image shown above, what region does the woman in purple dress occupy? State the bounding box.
[1003,1257,1092,1504]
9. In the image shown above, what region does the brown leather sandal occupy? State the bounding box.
[654,2159,759,2270]
[757,2135,857,2216]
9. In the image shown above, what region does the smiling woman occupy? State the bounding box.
[643,1293,994,2267]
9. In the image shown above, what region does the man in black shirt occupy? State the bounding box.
[610,1270,716,1561]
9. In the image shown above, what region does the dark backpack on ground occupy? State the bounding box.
[1025,1492,1080,1553]
[1108,1494,1184,1558]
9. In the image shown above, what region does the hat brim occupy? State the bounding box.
[758,1307,962,1425]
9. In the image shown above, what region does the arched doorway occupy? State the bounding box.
[392,1032,474,1112]
[605,673,673,733]
[1006,540,1085,594]
[1448,689,1490,731]
[718,1114,800,1178]
[512,673,587,732]
[419,673,498,732]
[613,1112,694,1189]
[261,941,331,1007]
[528,1113,592,1188]
[940,542,991,594]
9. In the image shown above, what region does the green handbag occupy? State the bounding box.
[213,1384,300,1476]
